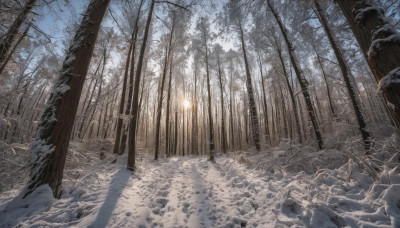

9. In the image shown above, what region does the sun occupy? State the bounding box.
[183,99,190,109]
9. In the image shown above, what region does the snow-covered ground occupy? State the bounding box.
[1,148,400,228]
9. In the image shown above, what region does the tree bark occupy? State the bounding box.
[25,0,110,198]
[335,0,400,128]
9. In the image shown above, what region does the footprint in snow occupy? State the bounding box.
[157,191,169,197]
[155,198,169,208]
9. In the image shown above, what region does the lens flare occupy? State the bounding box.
[183,99,190,109]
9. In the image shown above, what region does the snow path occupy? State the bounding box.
[1,154,398,227]
[83,156,258,228]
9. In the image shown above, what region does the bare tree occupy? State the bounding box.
[214,44,227,153]
[225,0,261,151]
[155,15,175,160]
[127,0,155,170]
[267,0,324,149]
[314,0,371,150]
[0,0,36,70]
[196,17,215,161]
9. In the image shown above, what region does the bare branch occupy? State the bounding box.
[154,1,191,12]
[108,7,130,42]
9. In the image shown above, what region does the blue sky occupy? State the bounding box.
[35,0,87,54]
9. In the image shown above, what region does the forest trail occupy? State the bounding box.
[82,156,262,227]
[1,153,399,227]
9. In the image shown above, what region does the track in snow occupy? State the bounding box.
[2,154,397,227]
[85,156,256,228]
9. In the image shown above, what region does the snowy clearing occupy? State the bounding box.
[1,150,399,228]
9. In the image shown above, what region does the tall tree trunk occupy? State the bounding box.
[313,45,336,119]
[237,106,243,148]
[25,0,110,198]
[137,71,147,132]
[144,92,150,148]
[268,0,324,149]
[278,81,289,139]
[97,101,104,137]
[271,34,302,144]
[191,61,198,155]
[270,86,275,145]
[257,54,271,146]
[127,0,154,170]
[103,92,115,139]
[187,100,190,155]
[283,72,302,143]
[239,22,261,151]
[100,98,109,137]
[165,56,174,157]
[182,78,186,156]
[273,85,281,141]
[204,33,215,161]
[297,95,308,141]
[112,40,133,154]
[335,0,400,128]
[0,0,36,67]
[119,0,144,155]
[315,0,371,150]
[155,16,175,160]
[229,64,235,149]
[312,86,324,127]
[174,105,178,156]
[243,92,249,145]
[217,54,227,153]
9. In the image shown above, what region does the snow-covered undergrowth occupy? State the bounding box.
[0,135,399,227]
[0,139,115,193]
[231,134,400,227]
[0,142,30,193]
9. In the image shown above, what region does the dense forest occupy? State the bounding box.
[1,0,400,227]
